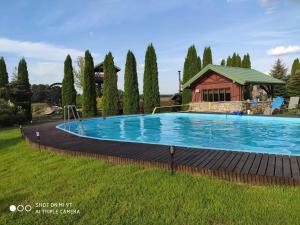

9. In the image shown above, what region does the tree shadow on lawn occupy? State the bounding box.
[0,137,22,151]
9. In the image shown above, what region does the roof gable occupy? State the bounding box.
[183,64,285,89]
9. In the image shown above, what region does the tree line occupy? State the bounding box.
[62,43,160,117]
[0,57,32,125]
[270,58,300,98]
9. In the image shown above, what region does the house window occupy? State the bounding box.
[202,88,231,102]
[219,89,225,101]
[208,90,213,101]
[203,90,208,101]
[225,89,231,101]
[213,89,219,102]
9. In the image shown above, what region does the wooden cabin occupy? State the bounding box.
[183,64,285,102]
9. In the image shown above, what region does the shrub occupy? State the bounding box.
[0,99,16,126]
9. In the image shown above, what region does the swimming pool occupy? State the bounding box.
[57,113,300,156]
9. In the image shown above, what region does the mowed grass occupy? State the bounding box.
[1,129,300,225]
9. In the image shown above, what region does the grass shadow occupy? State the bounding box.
[0,137,22,150]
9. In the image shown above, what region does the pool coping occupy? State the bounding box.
[23,120,300,186]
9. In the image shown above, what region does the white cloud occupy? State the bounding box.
[258,0,279,6]
[267,45,300,56]
[0,37,85,62]
[28,62,63,85]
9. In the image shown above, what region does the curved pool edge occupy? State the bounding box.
[56,113,300,156]
[23,120,300,186]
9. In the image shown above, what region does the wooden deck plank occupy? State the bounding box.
[183,149,211,166]
[190,150,216,168]
[266,155,276,177]
[233,153,249,173]
[291,157,300,178]
[196,150,221,168]
[224,152,244,172]
[249,154,263,175]
[257,154,269,176]
[282,155,291,178]
[205,151,227,169]
[241,154,256,174]
[275,156,283,177]
[218,152,237,171]
[210,151,232,170]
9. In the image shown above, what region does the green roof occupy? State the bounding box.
[183,64,285,89]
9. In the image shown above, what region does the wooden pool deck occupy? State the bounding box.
[23,121,300,186]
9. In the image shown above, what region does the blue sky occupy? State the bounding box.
[0,0,299,94]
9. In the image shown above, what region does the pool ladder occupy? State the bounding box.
[63,105,81,131]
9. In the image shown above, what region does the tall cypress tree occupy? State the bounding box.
[202,47,213,68]
[0,57,8,99]
[241,54,251,68]
[226,56,232,66]
[197,56,202,70]
[182,45,201,105]
[82,50,97,117]
[124,50,139,114]
[246,53,251,68]
[291,58,300,76]
[102,52,119,116]
[13,58,32,121]
[270,59,287,97]
[0,57,8,87]
[287,58,300,97]
[143,44,160,113]
[220,59,225,66]
[236,54,242,67]
[62,55,76,107]
[231,53,237,67]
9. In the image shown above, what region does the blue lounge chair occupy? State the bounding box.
[264,96,284,115]
[271,96,284,110]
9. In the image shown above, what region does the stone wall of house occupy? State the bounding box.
[188,101,271,114]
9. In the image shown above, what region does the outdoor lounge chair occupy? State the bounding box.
[264,96,284,115]
[288,97,299,110]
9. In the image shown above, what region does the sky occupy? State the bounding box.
[0,0,299,94]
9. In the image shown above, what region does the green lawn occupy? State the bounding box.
[1,128,300,225]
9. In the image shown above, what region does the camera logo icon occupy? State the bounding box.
[9,204,32,212]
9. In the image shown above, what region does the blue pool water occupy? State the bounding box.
[56,113,300,156]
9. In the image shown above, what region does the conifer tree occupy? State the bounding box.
[0,57,8,87]
[287,58,300,97]
[143,44,160,113]
[231,53,237,67]
[236,54,242,67]
[202,47,213,68]
[197,56,202,70]
[226,56,232,66]
[270,59,287,97]
[220,59,225,66]
[246,53,251,68]
[182,45,201,104]
[123,50,139,114]
[291,58,300,76]
[102,52,119,116]
[0,57,9,99]
[82,50,97,117]
[241,53,251,68]
[12,58,32,121]
[62,55,76,107]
